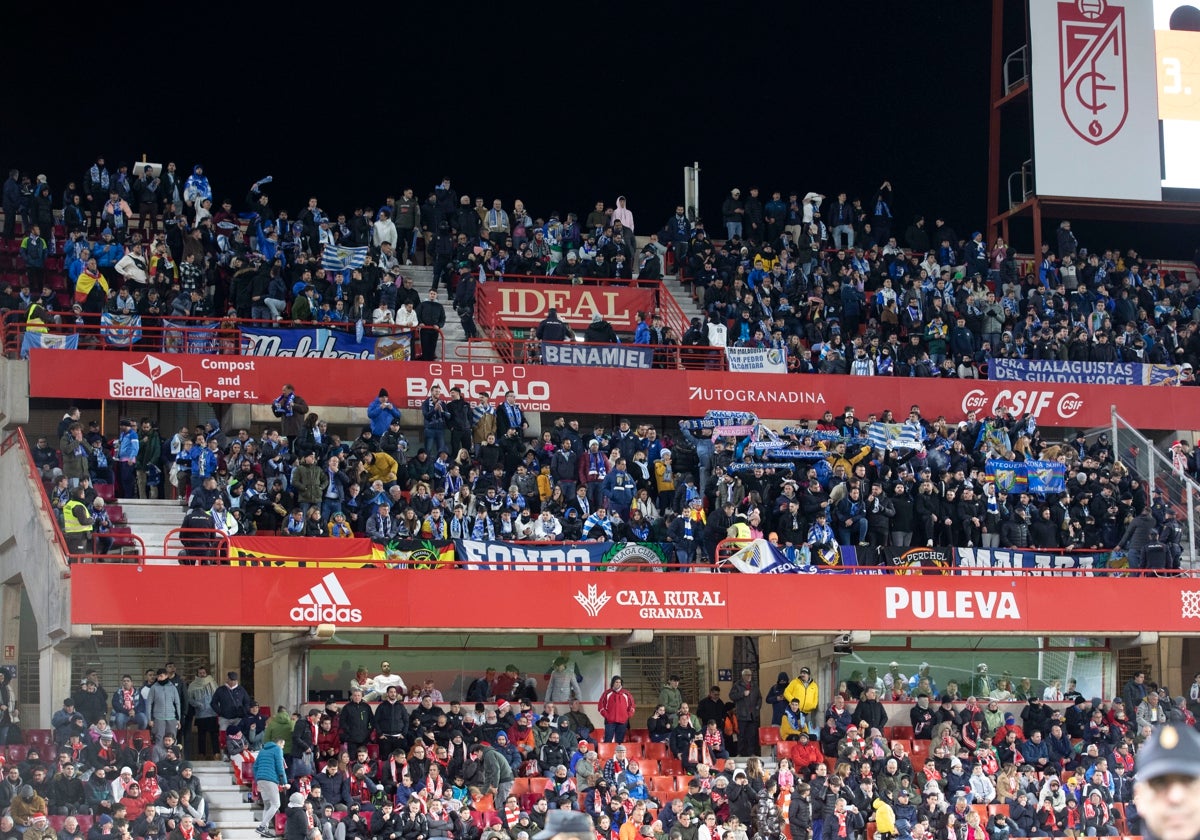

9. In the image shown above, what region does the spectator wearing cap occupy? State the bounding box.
[211,670,252,743]
[1134,723,1200,840]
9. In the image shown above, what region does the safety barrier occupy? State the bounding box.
[1,314,442,361]
[456,336,726,368]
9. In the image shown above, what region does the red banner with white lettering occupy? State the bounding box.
[69,565,1200,633]
[25,349,1196,428]
[476,283,657,330]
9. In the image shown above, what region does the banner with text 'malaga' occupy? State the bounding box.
[27,349,1200,428]
[70,565,1200,633]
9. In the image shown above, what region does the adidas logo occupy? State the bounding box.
[290,573,363,624]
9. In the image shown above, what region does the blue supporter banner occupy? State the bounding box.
[20,332,79,358]
[454,539,669,571]
[985,459,1065,494]
[161,320,220,355]
[989,357,1182,386]
[541,342,653,369]
[953,546,1114,575]
[100,312,142,346]
[866,422,924,451]
[320,245,369,273]
[241,326,407,360]
[723,538,860,574]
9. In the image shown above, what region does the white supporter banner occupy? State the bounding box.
[725,346,787,374]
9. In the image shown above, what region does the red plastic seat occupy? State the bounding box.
[94,483,116,503]
[107,504,126,523]
[107,526,137,550]
[651,776,677,793]
[760,729,780,745]
[644,742,668,760]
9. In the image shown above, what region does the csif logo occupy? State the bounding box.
[960,388,1083,420]
[290,573,362,623]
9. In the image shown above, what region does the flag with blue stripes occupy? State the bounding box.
[865,421,924,451]
[320,244,369,273]
[100,312,142,346]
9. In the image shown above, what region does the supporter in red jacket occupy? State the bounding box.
[598,676,636,744]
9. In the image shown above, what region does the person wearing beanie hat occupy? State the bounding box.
[271,384,308,440]
[283,791,311,840]
[367,388,402,437]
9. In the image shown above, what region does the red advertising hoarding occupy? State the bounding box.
[69,564,1200,634]
[475,283,657,330]
[26,349,1187,427]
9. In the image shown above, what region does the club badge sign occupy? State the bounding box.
[1059,0,1130,145]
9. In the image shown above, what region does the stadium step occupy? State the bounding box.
[115,498,189,564]
[661,273,706,328]
[189,760,262,840]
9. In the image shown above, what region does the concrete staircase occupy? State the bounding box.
[660,273,705,330]
[116,498,187,564]
[192,759,263,840]
[402,265,502,363]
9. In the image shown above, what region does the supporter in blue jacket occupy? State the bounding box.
[367,390,403,437]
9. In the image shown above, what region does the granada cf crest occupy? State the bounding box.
[1058,0,1129,145]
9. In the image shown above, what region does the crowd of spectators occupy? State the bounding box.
[11,654,1189,840]
[5,163,1200,382]
[34,376,1197,570]
[0,663,232,840]
[3,612,1196,840]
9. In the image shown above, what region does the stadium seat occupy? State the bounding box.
[659,757,682,775]
[775,742,791,760]
[651,776,677,793]
[24,729,51,747]
[597,742,618,760]
[1113,803,1128,834]
[988,805,1010,817]
[510,778,531,797]
[107,526,137,552]
[760,729,780,746]
[644,741,668,760]
[628,729,650,743]
[891,725,914,740]
[6,745,27,762]
[106,504,126,523]
[94,483,116,503]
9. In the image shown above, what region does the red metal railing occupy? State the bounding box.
[455,336,726,369]
[1,315,442,361]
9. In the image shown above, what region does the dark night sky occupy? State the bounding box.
[2,2,1192,258]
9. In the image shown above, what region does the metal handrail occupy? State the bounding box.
[1003,44,1029,94]
[2,314,441,361]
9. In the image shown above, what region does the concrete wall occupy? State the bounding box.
[0,358,30,429]
[0,433,92,727]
